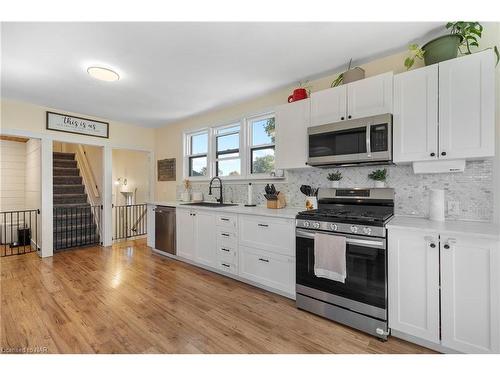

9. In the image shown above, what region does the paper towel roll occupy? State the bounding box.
[247,183,253,206]
[429,189,445,221]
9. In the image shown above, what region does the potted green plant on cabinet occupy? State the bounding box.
[327,171,342,188]
[368,169,387,188]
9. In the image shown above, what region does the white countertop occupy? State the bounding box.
[148,201,301,219]
[387,216,500,240]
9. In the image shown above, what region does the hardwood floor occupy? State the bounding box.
[0,239,434,354]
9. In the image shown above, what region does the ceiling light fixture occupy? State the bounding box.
[87,66,120,82]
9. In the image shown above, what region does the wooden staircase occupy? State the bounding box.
[53,152,100,251]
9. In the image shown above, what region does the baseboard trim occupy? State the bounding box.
[390,329,461,354]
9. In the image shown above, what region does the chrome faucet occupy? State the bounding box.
[208,177,223,204]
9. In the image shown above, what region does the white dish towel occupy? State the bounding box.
[314,232,347,283]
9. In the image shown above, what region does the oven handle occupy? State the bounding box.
[296,229,385,249]
[366,121,372,158]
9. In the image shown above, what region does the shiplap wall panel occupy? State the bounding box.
[0,140,26,211]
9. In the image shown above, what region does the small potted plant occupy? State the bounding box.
[288,81,311,103]
[181,178,191,202]
[331,58,365,87]
[327,171,342,188]
[368,169,387,188]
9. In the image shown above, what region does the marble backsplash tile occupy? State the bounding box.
[176,160,494,222]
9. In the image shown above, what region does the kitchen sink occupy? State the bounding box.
[181,202,239,208]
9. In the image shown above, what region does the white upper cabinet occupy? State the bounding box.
[393,65,439,163]
[346,71,393,119]
[275,98,311,170]
[393,50,495,164]
[440,235,500,354]
[438,50,495,160]
[388,229,440,343]
[310,85,347,126]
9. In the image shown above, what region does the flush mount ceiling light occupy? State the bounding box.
[87,66,120,82]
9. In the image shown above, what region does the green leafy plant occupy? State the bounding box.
[297,80,312,95]
[404,43,425,70]
[446,21,499,64]
[368,169,387,182]
[331,58,361,87]
[327,171,342,181]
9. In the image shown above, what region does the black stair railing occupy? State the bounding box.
[53,205,102,251]
[1,209,40,257]
[113,204,147,240]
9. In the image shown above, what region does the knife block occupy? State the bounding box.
[266,192,286,209]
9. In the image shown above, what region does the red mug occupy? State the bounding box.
[288,88,308,103]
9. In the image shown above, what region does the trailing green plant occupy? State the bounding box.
[368,169,387,182]
[327,171,342,181]
[404,43,425,70]
[446,21,499,64]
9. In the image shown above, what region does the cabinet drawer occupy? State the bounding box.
[217,228,237,242]
[239,245,295,295]
[216,241,238,263]
[216,213,238,229]
[218,260,238,275]
[239,215,295,256]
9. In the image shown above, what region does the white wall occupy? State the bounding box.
[112,149,150,205]
[0,140,26,211]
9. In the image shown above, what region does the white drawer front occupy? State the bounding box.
[216,241,238,263]
[239,245,295,295]
[216,213,238,229]
[217,228,237,242]
[238,215,295,256]
[218,260,238,275]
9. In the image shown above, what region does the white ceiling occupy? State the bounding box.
[1,22,441,128]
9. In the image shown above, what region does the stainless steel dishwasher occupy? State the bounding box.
[154,206,176,255]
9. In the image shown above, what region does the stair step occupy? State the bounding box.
[53,167,79,176]
[54,185,85,194]
[53,223,96,233]
[53,176,82,185]
[54,236,100,251]
[53,159,77,168]
[53,152,75,160]
[54,194,88,204]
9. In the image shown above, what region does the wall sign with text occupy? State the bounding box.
[46,111,109,139]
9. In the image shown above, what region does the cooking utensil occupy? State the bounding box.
[300,185,309,196]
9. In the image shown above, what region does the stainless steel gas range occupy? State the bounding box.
[295,188,394,340]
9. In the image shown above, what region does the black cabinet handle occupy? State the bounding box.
[430,152,435,157]
[221,263,230,268]
[258,223,269,228]
[258,258,269,263]
[221,248,230,252]
[441,151,447,156]
[348,115,352,119]
[340,116,345,121]
[430,243,436,248]
[220,218,230,221]
[221,233,230,237]
[444,244,450,249]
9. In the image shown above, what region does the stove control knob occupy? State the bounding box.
[312,222,320,229]
[363,227,372,235]
[350,225,358,233]
[330,223,338,231]
[303,221,310,228]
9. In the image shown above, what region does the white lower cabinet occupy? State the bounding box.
[388,229,440,343]
[388,228,500,353]
[176,208,195,260]
[193,210,216,268]
[239,245,295,296]
[440,235,500,354]
[239,215,295,256]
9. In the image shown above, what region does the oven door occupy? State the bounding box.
[296,229,387,319]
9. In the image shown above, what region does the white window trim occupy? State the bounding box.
[182,112,282,182]
[247,112,276,178]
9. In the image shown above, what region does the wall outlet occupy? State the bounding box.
[448,201,460,216]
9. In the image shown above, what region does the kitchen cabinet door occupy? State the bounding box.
[310,85,347,126]
[275,99,311,170]
[438,50,495,160]
[393,65,439,163]
[388,229,440,343]
[176,208,195,260]
[193,210,216,268]
[347,72,393,119]
[440,235,500,353]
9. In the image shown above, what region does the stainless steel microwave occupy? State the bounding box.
[307,113,392,167]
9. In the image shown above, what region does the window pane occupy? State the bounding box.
[217,125,240,135]
[217,152,239,159]
[217,133,239,153]
[251,147,275,174]
[217,159,241,177]
[189,156,207,177]
[252,117,275,145]
[191,133,208,154]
